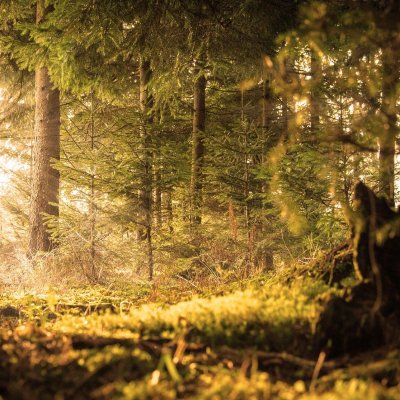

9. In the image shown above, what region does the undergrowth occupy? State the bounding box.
[0,271,399,399]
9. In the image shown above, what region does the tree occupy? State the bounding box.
[190,67,206,225]
[379,27,400,205]
[29,0,60,254]
[138,56,154,279]
[2,0,337,279]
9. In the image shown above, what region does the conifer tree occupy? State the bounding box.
[138,56,154,279]
[190,67,206,225]
[29,0,61,255]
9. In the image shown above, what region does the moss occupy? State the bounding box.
[49,278,327,353]
[0,275,398,399]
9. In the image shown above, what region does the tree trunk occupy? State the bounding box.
[259,77,274,270]
[379,45,399,206]
[88,92,97,282]
[262,77,272,132]
[166,189,173,233]
[29,0,60,256]
[154,153,162,229]
[138,57,154,280]
[281,58,290,141]
[310,52,320,133]
[228,200,238,241]
[190,72,206,225]
[243,115,252,261]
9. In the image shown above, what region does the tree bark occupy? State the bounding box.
[379,45,399,206]
[138,57,154,280]
[257,77,275,270]
[262,76,272,132]
[228,200,238,241]
[281,58,290,141]
[88,92,97,281]
[154,152,162,229]
[310,51,320,133]
[29,0,60,255]
[190,72,206,225]
[166,189,173,233]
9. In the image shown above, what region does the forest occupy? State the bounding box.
[0,0,399,398]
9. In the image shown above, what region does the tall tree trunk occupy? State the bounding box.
[379,45,399,206]
[281,54,296,142]
[262,76,272,134]
[166,189,173,233]
[243,123,251,260]
[259,76,274,270]
[190,72,206,225]
[228,200,238,241]
[138,57,154,280]
[154,150,162,229]
[29,0,60,255]
[88,92,97,281]
[240,90,252,261]
[310,52,320,133]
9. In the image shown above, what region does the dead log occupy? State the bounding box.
[303,240,353,285]
[315,182,400,357]
[352,181,400,308]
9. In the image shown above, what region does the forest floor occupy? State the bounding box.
[0,268,399,399]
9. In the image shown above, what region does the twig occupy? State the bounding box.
[175,274,204,293]
[310,351,326,392]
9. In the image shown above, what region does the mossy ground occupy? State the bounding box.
[0,273,399,399]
